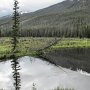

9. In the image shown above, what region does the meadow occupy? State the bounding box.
[0,37,90,60]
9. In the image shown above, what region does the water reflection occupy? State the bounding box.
[11,55,21,90]
[0,56,90,90]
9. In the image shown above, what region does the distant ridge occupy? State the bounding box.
[0,0,90,37]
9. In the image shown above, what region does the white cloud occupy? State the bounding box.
[0,0,64,17]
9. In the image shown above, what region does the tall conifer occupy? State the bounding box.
[12,0,20,52]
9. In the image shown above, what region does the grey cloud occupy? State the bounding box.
[0,0,64,17]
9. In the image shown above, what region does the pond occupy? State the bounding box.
[0,56,90,90]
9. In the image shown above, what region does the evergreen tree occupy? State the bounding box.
[0,28,1,37]
[12,0,20,52]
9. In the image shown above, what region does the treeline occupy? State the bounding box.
[19,25,90,38]
[0,25,90,38]
[0,10,90,38]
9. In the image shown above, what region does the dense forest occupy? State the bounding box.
[0,0,90,38]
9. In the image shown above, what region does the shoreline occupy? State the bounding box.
[0,47,90,73]
[40,48,90,73]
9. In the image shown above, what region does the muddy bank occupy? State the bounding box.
[41,48,90,73]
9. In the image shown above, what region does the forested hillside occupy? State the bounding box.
[0,0,90,37]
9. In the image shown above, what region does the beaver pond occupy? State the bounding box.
[0,56,90,90]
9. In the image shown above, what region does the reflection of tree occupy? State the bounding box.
[11,55,21,90]
[31,83,37,90]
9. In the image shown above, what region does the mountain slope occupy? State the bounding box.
[0,0,90,37]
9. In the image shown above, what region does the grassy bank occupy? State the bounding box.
[0,37,90,61]
[51,38,90,49]
[0,37,57,60]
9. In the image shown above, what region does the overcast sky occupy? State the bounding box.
[0,0,65,17]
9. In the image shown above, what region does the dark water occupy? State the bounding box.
[0,56,90,90]
[43,48,90,73]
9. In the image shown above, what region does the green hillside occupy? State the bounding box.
[0,0,90,37]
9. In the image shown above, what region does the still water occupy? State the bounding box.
[0,56,90,90]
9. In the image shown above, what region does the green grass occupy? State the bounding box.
[0,37,90,60]
[51,38,90,49]
[0,37,56,60]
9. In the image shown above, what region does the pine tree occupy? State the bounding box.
[12,0,20,52]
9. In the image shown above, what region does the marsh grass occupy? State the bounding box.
[0,37,56,60]
[51,38,90,49]
[0,37,90,60]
